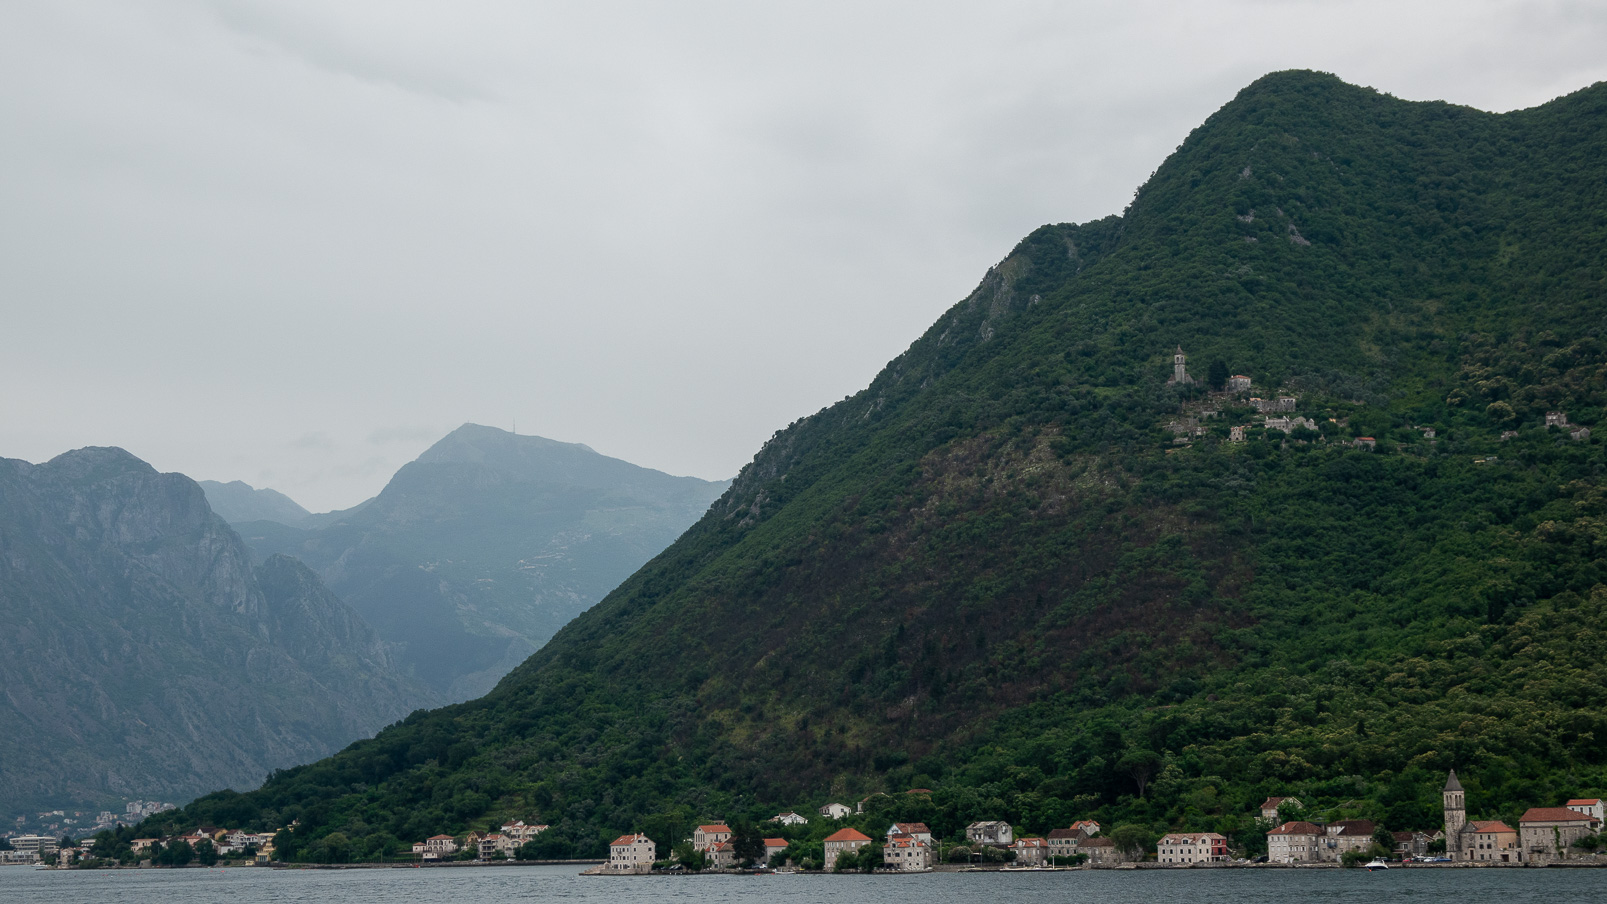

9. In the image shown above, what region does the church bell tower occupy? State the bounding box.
[1443,770,1466,859]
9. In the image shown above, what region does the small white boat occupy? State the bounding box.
[1364,858,1390,871]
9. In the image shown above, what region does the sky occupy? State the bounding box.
[2,1,1604,512]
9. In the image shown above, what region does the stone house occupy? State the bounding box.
[1317,820,1377,860]
[1547,411,1570,427]
[1259,797,1302,822]
[966,821,1014,846]
[704,840,737,869]
[1046,828,1082,860]
[1267,821,1323,863]
[762,838,788,866]
[1078,836,1121,865]
[1157,832,1228,864]
[1227,375,1252,392]
[1572,426,1591,441]
[1466,821,1520,862]
[606,833,657,874]
[1010,836,1048,866]
[819,803,852,820]
[884,834,931,871]
[1230,425,1246,442]
[1391,831,1434,857]
[823,827,871,870]
[691,824,732,852]
[1519,807,1602,862]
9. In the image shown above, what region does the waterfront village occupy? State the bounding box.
[11,773,1606,872]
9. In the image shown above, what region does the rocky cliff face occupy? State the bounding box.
[0,448,435,818]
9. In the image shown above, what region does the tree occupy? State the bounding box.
[1118,749,1163,797]
[0,837,12,851]
[194,839,218,866]
[1372,826,1395,855]
[673,842,705,872]
[1109,825,1151,861]
[833,848,858,872]
[856,843,883,873]
[1207,360,1230,391]
[731,821,764,867]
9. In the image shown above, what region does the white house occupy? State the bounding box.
[413,835,459,860]
[607,833,657,874]
[1568,799,1606,823]
[769,811,808,826]
[819,803,852,820]
[1157,832,1228,864]
[887,822,932,844]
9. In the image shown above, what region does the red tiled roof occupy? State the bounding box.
[764,838,787,847]
[696,824,732,834]
[892,822,930,834]
[1470,821,1514,833]
[825,828,872,843]
[1259,797,1288,809]
[1520,807,1599,824]
[1331,820,1376,836]
[428,834,455,840]
[1268,821,1323,835]
[1568,799,1603,806]
[1047,828,1080,839]
[1013,837,1046,847]
[609,834,647,847]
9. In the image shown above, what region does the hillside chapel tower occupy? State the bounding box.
[1443,770,1467,859]
[1170,346,1194,385]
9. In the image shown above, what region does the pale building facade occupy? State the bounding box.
[966,821,1014,846]
[1157,832,1228,864]
[607,834,657,873]
[1267,821,1323,863]
[691,824,732,852]
[823,828,871,870]
[1519,807,1602,862]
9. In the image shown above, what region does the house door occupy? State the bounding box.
[1501,854,1508,862]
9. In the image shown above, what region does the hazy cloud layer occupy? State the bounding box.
[3,1,1603,511]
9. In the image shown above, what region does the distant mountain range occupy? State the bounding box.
[0,448,435,819]
[213,425,730,700]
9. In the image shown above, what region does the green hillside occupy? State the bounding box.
[148,70,1607,861]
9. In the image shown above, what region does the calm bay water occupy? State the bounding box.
[3,864,1605,904]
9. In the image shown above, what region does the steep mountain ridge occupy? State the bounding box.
[238,424,730,700]
[157,71,1607,860]
[0,448,435,818]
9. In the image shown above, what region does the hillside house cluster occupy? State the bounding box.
[411,820,548,862]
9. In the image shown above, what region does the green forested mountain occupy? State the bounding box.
[153,71,1607,861]
[229,425,731,700]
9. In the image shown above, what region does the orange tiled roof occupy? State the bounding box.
[609,834,647,847]
[1568,799,1603,806]
[696,824,732,834]
[825,828,872,843]
[1268,821,1323,835]
[764,838,787,847]
[1470,821,1514,833]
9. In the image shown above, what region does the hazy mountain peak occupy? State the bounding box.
[198,479,312,527]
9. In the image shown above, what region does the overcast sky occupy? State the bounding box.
[2,1,1604,511]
